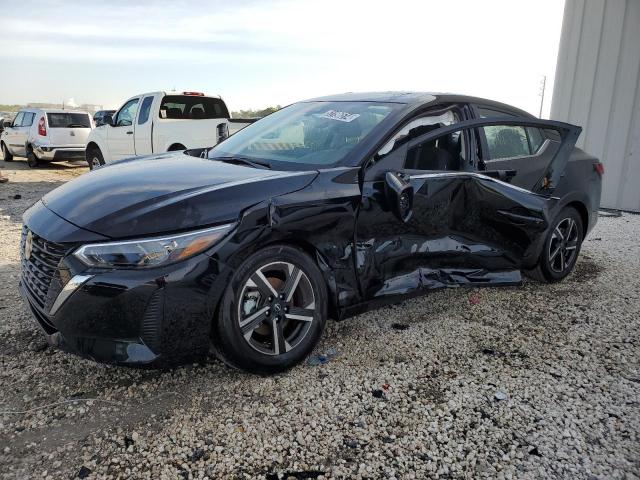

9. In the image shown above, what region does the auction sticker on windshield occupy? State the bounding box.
[319,110,361,122]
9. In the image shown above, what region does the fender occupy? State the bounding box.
[85,129,112,163]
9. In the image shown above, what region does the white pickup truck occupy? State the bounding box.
[85,91,255,169]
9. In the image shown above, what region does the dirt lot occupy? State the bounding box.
[0,156,639,479]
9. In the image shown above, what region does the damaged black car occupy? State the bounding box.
[20,92,603,373]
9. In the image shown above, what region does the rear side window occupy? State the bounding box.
[47,113,91,128]
[22,112,35,127]
[159,95,229,120]
[482,125,530,160]
[138,96,154,125]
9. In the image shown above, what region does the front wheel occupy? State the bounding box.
[212,245,328,374]
[528,206,584,283]
[86,147,105,170]
[1,142,13,161]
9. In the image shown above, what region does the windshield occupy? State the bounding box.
[208,101,397,168]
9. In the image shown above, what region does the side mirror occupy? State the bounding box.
[385,171,413,222]
[103,114,114,126]
[217,122,229,143]
[3,120,12,128]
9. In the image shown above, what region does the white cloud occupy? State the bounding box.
[0,0,564,116]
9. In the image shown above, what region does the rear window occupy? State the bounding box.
[159,95,229,120]
[47,113,91,128]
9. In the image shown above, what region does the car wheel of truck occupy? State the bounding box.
[87,147,104,170]
[26,150,39,168]
[211,245,327,374]
[1,142,13,161]
[527,206,584,283]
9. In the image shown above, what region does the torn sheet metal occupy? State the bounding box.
[356,171,551,300]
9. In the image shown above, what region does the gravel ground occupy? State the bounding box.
[0,156,639,479]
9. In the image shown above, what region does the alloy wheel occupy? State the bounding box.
[548,217,579,273]
[238,261,316,356]
[91,156,102,169]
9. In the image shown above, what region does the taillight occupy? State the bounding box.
[37,116,46,136]
[594,162,604,177]
[182,91,205,96]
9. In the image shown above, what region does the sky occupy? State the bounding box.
[0,0,565,117]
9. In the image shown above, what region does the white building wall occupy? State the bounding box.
[551,0,640,211]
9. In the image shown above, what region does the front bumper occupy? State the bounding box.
[34,145,86,161]
[20,251,230,366]
[20,281,161,364]
[19,202,232,366]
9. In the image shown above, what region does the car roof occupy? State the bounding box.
[302,91,534,118]
[21,108,90,114]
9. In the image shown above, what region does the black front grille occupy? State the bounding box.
[20,226,69,313]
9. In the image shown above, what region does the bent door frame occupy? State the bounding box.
[399,117,582,195]
[354,117,581,303]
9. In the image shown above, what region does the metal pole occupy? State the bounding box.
[539,75,547,118]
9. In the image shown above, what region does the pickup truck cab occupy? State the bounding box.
[1,109,93,167]
[85,91,254,169]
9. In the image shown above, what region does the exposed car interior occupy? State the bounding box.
[405,130,464,171]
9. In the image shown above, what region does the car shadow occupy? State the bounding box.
[1,156,88,171]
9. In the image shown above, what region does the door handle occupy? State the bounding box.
[126,131,133,135]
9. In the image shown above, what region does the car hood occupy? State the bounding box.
[43,152,317,238]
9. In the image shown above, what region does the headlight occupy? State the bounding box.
[74,224,233,269]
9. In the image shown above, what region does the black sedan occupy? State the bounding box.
[20,92,603,373]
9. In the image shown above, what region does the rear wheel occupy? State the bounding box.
[1,142,13,161]
[211,245,327,374]
[527,206,584,283]
[26,149,39,168]
[86,146,105,170]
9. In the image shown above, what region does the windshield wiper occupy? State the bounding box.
[67,124,89,128]
[212,156,271,169]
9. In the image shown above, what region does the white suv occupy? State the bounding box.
[1,109,93,168]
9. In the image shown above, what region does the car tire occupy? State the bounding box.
[211,245,328,374]
[527,206,584,283]
[26,149,39,168]
[86,146,105,170]
[1,142,13,162]
[167,143,186,152]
